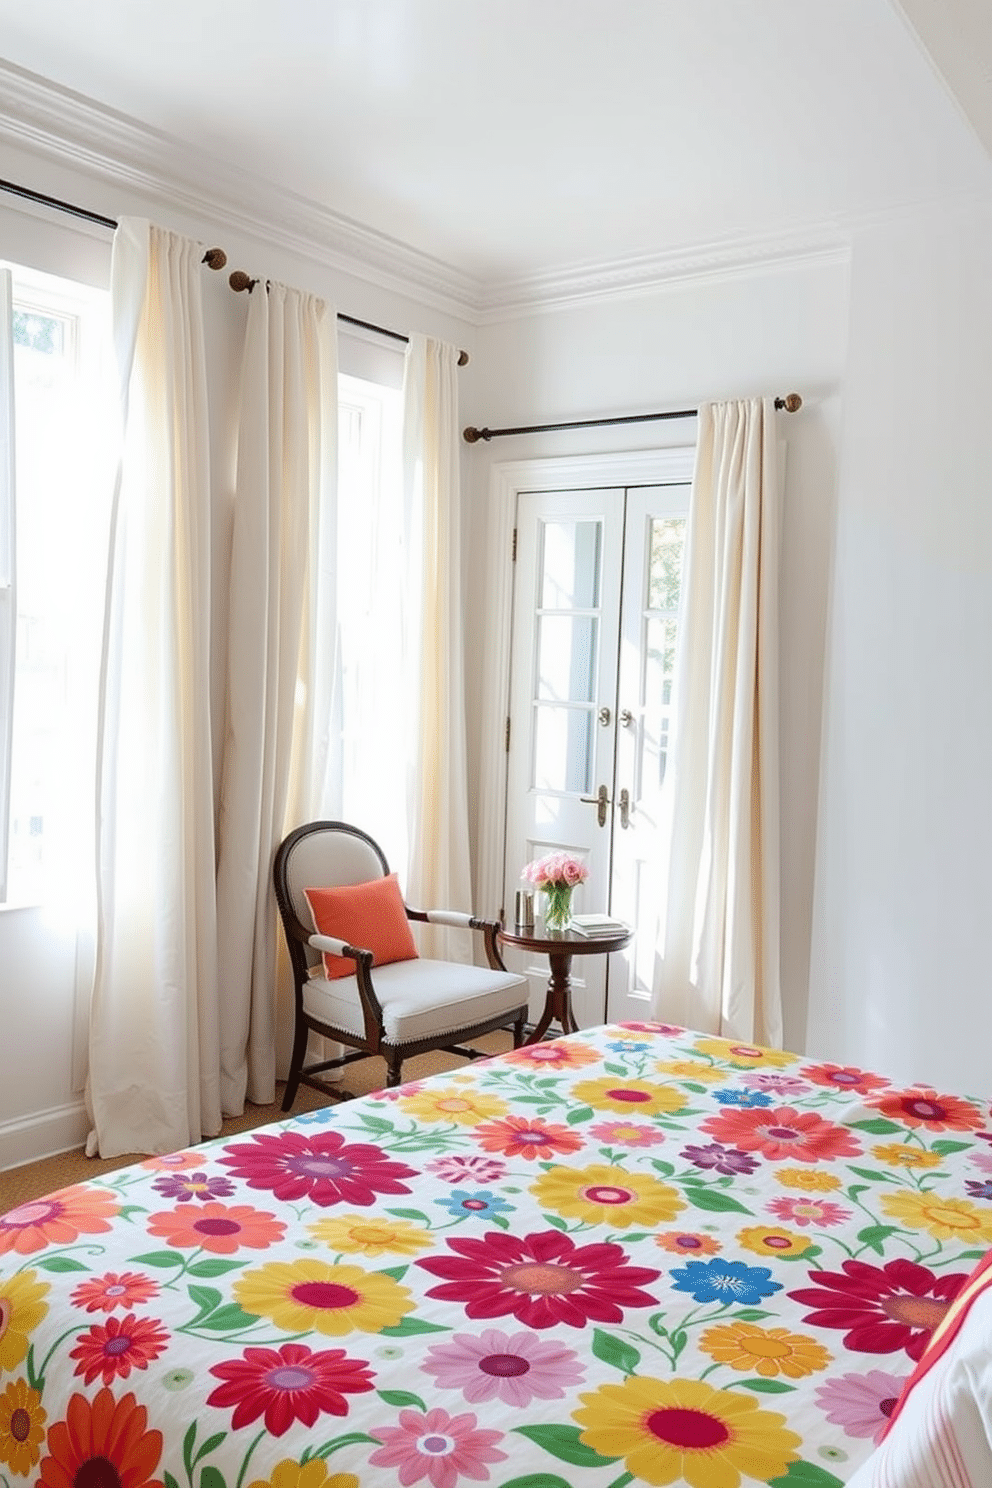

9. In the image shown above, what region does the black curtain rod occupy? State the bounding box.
[0,177,467,363]
[463,393,803,443]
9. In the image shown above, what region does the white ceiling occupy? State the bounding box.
[0,0,990,310]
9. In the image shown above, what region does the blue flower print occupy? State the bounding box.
[605,1039,653,1054]
[670,1258,782,1305]
[434,1189,515,1220]
[712,1088,773,1108]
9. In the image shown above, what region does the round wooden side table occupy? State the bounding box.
[496,919,633,1044]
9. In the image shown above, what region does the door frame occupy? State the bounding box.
[477,445,695,929]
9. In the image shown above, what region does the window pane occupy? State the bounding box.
[536,614,598,703]
[539,518,601,609]
[648,517,686,611]
[644,617,679,789]
[5,270,114,903]
[532,704,593,795]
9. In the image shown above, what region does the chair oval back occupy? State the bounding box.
[276,821,390,955]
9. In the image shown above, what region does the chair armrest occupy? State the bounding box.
[308,932,366,959]
[404,910,507,972]
[422,909,474,928]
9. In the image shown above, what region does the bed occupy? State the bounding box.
[3,1022,991,1488]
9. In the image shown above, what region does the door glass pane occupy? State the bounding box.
[539,519,601,609]
[532,704,593,794]
[644,617,679,789]
[648,518,686,610]
[536,614,598,702]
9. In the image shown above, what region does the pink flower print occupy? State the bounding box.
[422,1328,585,1406]
[815,1369,909,1443]
[588,1120,665,1149]
[369,1406,506,1487]
[767,1195,853,1228]
[428,1155,507,1185]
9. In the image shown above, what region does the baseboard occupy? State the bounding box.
[0,1098,90,1172]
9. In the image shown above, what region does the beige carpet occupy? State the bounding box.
[2,1033,513,1210]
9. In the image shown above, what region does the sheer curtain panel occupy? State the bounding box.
[215,282,337,1109]
[402,336,473,957]
[652,398,783,1047]
[87,220,221,1157]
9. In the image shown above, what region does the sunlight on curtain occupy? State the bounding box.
[87,219,221,1157]
[215,281,337,1110]
[402,336,474,958]
[652,398,783,1047]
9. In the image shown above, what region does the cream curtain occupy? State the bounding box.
[651,397,783,1047]
[87,220,221,1157]
[215,281,337,1109]
[402,336,473,956]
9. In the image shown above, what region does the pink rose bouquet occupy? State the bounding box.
[522,853,588,929]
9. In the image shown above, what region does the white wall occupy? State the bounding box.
[0,138,476,1171]
[462,257,851,1055]
[807,197,992,1095]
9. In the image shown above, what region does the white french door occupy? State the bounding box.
[501,469,690,1029]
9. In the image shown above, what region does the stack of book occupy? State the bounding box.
[569,913,629,937]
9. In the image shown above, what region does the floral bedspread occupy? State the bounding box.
[3,1023,992,1488]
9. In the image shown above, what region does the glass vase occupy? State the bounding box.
[542,882,573,931]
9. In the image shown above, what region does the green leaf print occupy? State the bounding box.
[591,1328,641,1374]
[514,1424,620,1468]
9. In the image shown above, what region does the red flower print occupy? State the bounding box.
[219,1130,417,1207]
[70,1313,170,1385]
[473,1116,583,1160]
[700,1104,863,1163]
[38,1389,162,1488]
[416,1228,661,1329]
[800,1063,890,1095]
[867,1087,985,1133]
[71,1272,161,1313]
[207,1342,374,1435]
[789,1257,968,1361]
[146,1202,285,1254]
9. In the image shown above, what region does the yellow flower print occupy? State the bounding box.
[0,1269,50,1371]
[655,1060,725,1083]
[736,1225,814,1260]
[532,1163,686,1229]
[693,1037,798,1070]
[234,1259,414,1336]
[880,1191,992,1243]
[574,1374,801,1488]
[397,1088,508,1125]
[774,1167,842,1193]
[307,1214,433,1257]
[699,1321,832,1379]
[247,1462,357,1488]
[0,1377,46,1474]
[571,1077,687,1118]
[872,1143,944,1170]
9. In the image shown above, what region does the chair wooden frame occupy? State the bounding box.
[273,820,528,1109]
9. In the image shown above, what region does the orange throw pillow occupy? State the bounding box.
[304,874,419,980]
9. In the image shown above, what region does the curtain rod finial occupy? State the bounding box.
[202,247,227,270]
[229,269,256,293]
[778,392,803,413]
[457,350,469,367]
[463,425,488,443]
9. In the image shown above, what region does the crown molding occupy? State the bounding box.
[476,227,852,320]
[0,59,482,318]
[6,58,972,327]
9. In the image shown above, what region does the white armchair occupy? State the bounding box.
[273,820,528,1109]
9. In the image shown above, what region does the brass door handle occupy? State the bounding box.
[580,784,609,827]
[619,788,631,829]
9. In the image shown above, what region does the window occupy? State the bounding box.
[334,370,407,871]
[1,265,115,904]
